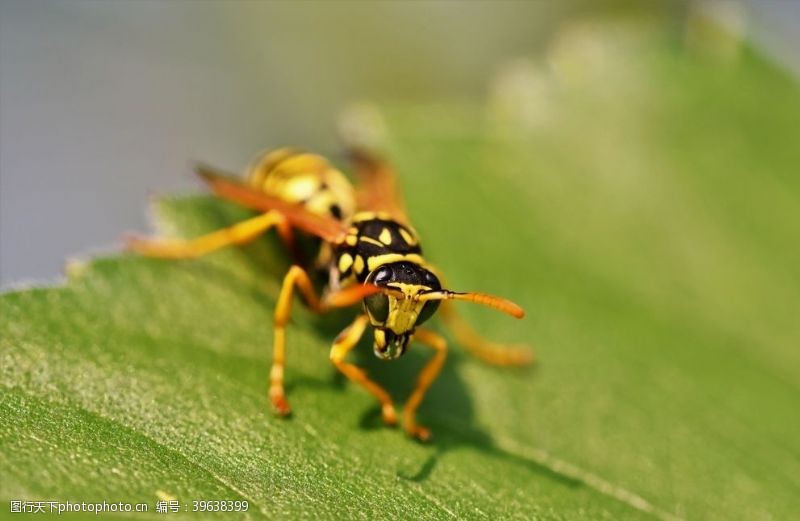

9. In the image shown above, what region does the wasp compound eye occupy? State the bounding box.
[371,265,393,285]
[364,293,389,323]
[423,270,441,291]
[415,300,440,326]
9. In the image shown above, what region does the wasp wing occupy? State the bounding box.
[195,163,349,244]
[346,148,409,225]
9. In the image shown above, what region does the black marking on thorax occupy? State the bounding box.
[333,217,423,282]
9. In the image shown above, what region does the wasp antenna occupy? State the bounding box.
[418,290,525,319]
[323,283,383,308]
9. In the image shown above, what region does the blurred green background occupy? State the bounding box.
[1,0,798,284]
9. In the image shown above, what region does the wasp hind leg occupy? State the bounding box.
[440,303,534,366]
[330,314,398,427]
[126,210,293,259]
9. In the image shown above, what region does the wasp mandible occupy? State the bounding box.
[127,147,532,440]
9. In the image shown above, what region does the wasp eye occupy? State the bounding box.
[416,300,440,325]
[371,266,393,285]
[364,293,389,322]
[423,270,441,290]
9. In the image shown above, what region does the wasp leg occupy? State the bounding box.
[272,270,381,416]
[440,301,534,366]
[330,314,398,427]
[270,265,325,415]
[404,328,448,442]
[126,210,293,259]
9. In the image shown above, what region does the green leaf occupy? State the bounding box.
[3,22,799,520]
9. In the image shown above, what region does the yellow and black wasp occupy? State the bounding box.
[127,147,532,440]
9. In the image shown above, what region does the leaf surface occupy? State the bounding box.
[3,22,800,520]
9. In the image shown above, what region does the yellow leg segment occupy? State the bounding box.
[330,315,397,426]
[440,302,534,366]
[270,275,388,416]
[127,211,292,259]
[404,328,448,441]
[270,265,323,415]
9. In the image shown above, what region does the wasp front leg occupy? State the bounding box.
[126,210,293,259]
[330,315,398,427]
[404,328,448,441]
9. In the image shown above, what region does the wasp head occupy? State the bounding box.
[363,262,441,360]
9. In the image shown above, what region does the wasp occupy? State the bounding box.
[127,147,532,440]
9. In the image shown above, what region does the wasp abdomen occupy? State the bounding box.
[245,148,356,221]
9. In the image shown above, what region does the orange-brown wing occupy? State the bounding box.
[347,148,408,224]
[195,164,348,244]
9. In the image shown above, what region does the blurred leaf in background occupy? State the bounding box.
[2,7,800,521]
